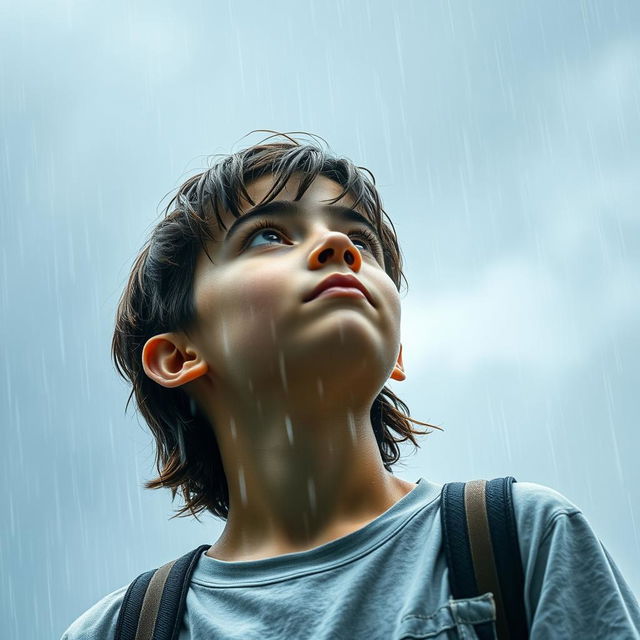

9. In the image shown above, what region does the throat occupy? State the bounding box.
[205,478,418,562]
[206,518,377,562]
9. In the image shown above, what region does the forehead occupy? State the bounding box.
[216,173,360,233]
[247,172,355,201]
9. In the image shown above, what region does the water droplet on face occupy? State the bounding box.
[221,318,230,356]
[307,476,317,516]
[347,410,357,444]
[238,466,247,506]
[285,414,294,446]
[278,349,288,394]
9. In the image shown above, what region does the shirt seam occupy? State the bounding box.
[191,489,442,588]
[539,509,582,547]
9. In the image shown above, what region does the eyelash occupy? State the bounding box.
[238,218,382,255]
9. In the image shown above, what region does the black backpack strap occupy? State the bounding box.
[440,477,528,640]
[484,477,528,638]
[115,544,210,640]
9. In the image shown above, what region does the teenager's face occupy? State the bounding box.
[188,173,402,402]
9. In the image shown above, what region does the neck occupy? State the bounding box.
[199,385,416,561]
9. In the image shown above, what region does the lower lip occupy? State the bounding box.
[312,287,368,302]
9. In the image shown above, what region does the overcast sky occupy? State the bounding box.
[1,1,639,636]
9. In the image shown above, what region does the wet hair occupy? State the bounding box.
[111,130,442,522]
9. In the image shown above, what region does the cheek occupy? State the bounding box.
[193,266,290,356]
[226,268,286,316]
[197,264,284,311]
[377,275,401,320]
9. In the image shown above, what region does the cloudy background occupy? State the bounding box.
[1,1,639,636]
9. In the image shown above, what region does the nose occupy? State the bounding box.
[307,231,363,271]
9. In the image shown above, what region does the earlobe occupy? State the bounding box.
[141,333,209,388]
[390,343,406,381]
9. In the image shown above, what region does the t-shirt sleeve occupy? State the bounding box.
[59,584,128,640]
[514,482,640,639]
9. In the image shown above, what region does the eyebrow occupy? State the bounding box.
[223,200,381,245]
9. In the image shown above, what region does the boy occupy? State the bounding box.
[62,132,640,638]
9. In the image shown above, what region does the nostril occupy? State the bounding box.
[318,248,357,265]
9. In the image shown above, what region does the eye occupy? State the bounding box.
[353,227,383,254]
[239,220,289,251]
[238,218,383,258]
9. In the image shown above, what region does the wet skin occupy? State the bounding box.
[141,173,415,561]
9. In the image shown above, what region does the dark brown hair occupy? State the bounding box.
[111,131,442,522]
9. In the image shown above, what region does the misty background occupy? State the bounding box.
[1,1,639,637]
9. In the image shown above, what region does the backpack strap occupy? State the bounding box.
[115,544,210,640]
[440,477,528,640]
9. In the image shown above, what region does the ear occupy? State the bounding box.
[141,333,209,388]
[390,343,406,381]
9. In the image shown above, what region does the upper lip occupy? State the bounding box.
[304,273,373,305]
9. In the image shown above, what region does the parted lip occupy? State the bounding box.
[304,273,373,305]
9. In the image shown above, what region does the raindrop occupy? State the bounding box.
[347,410,357,444]
[307,477,317,516]
[221,318,230,357]
[285,414,294,446]
[278,349,288,394]
[237,466,248,506]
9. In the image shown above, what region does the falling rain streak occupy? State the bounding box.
[307,476,317,516]
[3,2,639,637]
[284,414,294,446]
[278,349,288,395]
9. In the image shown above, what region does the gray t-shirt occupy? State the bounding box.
[61,478,640,639]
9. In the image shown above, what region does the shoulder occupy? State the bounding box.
[507,481,640,634]
[509,480,586,573]
[511,480,582,535]
[60,583,129,640]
